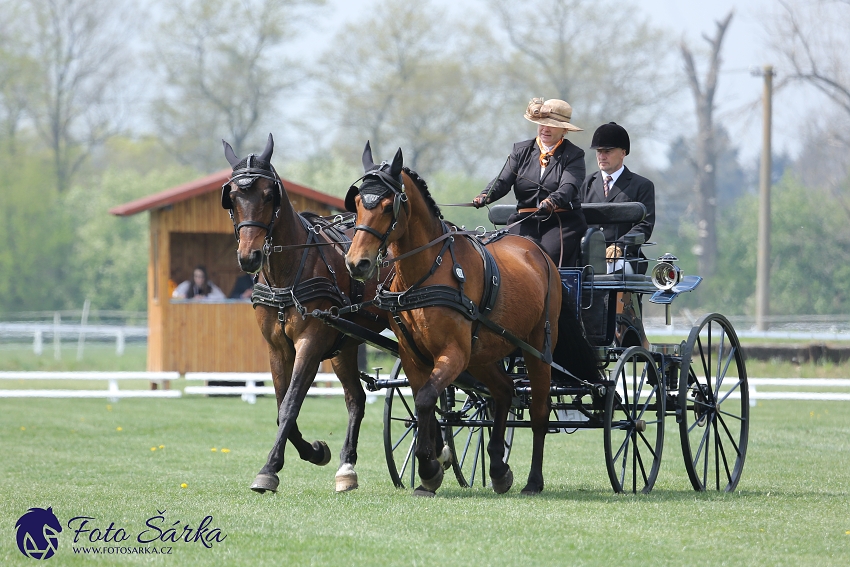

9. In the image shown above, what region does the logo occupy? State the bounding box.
[15,507,62,560]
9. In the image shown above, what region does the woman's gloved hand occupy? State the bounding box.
[472,194,489,208]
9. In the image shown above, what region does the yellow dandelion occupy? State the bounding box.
[180,483,188,489]
[810,411,815,417]
[20,426,25,431]
[846,530,850,535]
[159,445,165,449]
[221,448,230,453]
[211,447,217,452]
[106,405,112,412]
[151,447,157,452]
[116,427,123,431]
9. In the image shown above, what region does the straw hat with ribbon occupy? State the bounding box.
[524,97,582,132]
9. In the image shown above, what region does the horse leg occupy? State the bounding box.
[252,347,325,493]
[469,363,515,493]
[520,356,552,495]
[329,345,367,492]
[412,348,466,497]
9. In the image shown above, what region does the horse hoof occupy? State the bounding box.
[491,467,514,494]
[419,464,444,492]
[412,486,436,497]
[335,464,359,492]
[250,473,279,494]
[437,445,453,470]
[312,440,332,466]
[520,483,543,495]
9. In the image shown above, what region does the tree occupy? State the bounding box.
[151,0,321,172]
[318,0,486,174]
[13,0,132,192]
[0,147,78,313]
[65,141,198,312]
[767,1,850,215]
[481,0,678,160]
[0,29,37,152]
[680,11,733,277]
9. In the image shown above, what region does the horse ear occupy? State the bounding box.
[222,140,240,168]
[361,140,375,172]
[259,133,274,163]
[390,147,404,177]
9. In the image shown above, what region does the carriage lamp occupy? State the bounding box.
[651,253,683,291]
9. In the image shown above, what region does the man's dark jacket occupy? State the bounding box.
[580,166,655,246]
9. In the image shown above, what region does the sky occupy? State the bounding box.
[282,0,818,169]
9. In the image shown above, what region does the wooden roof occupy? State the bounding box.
[109,169,345,216]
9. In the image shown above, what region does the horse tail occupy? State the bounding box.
[552,285,603,382]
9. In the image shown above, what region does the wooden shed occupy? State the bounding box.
[110,170,345,373]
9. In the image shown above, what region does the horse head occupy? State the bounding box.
[344,141,406,281]
[221,133,282,274]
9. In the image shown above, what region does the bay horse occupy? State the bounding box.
[344,142,599,495]
[221,134,387,493]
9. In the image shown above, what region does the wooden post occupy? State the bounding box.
[756,66,774,332]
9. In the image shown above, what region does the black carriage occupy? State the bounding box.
[317,201,749,494]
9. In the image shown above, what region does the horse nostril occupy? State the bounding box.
[356,259,372,273]
[238,249,263,273]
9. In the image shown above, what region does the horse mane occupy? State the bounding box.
[402,166,443,220]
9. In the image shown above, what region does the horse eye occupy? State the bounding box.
[381,203,393,214]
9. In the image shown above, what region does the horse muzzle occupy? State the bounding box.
[238,249,264,274]
[345,256,376,282]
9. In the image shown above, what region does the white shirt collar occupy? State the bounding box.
[601,164,625,186]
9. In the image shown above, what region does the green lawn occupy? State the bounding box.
[1,394,849,566]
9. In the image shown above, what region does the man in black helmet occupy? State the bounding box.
[580,122,655,274]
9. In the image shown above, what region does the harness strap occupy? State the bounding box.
[391,312,433,366]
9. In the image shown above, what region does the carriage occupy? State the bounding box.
[221,136,748,496]
[320,201,749,494]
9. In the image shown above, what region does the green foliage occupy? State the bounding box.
[657,172,850,316]
[281,154,362,200]
[0,143,77,313]
[0,136,198,314]
[64,161,197,312]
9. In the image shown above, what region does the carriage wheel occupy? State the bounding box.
[443,387,516,489]
[383,359,417,488]
[604,346,665,494]
[679,313,749,492]
[383,359,451,488]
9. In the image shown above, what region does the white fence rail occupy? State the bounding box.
[0,373,848,404]
[183,372,380,404]
[0,371,180,401]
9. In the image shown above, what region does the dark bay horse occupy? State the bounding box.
[221,134,387,493]
[344,143,597,495]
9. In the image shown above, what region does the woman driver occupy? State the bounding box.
[472,98,587,267]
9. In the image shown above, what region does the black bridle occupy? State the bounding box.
[347,162,409,263]
[221,154,283,255]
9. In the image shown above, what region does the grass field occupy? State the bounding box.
[1,393,849,566]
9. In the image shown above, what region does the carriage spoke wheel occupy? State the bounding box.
[679,313,749,492]
[383,359,418,488]
[443,388,516,489]
[604,346,665,494]
[383,359,452,489]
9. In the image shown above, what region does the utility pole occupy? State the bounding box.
[753,65,774,331]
